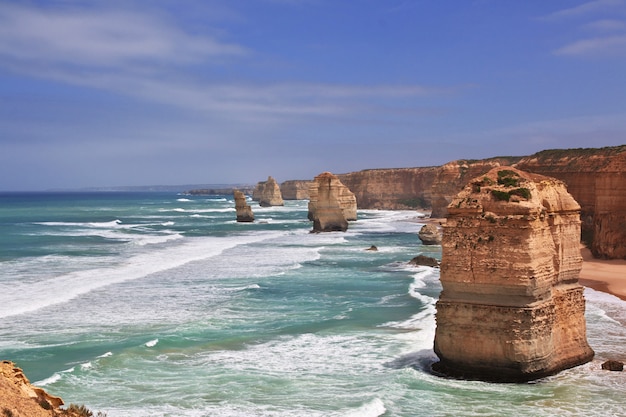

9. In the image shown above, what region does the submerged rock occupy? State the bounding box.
[433,167,594,382]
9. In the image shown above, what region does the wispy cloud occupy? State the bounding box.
[0,3,454,123]
[583,18,626,31]
[0,4,246,69]
[554,34,626,56]
[541,0,625,21]
[542,0,626,58]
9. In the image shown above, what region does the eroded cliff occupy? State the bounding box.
[0,360,85,417]
[516,146,626,259]
[280,180,313,200]
[338,167,438,210]
[433,167,594,381]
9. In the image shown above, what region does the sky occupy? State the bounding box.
[1,0,625,191]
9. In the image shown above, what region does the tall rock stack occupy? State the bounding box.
[433,167,594,382]
[234,190,254,222]
[308,172,356,232]
[253,176,284,207]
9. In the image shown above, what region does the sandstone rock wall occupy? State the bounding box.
[280,180,313,200]
[308,172,355,232]
[253,176,284,207]
[433,167,593,381]
[234,190,254,222]
[516,146,626,259]
[338,167,438,210]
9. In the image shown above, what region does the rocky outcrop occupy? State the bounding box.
[280,180,313,200]
[433,167,594,381]
[418,223,442,245]
[338,167,438,210]
[1,360,67,417]
[601,360,624,371]
[234,190,254,222]
[308,172,355,232]
[253,176,284,207]
[516,146,626,259]
[409,255,440,267]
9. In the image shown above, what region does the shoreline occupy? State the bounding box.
[579,246,626,302]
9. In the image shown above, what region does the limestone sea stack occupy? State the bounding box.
[308,172,356,232]
[234,190,254,222]
[433,167,594,382]
[253,176,284,207]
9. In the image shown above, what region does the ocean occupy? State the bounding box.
[0,192,624,417]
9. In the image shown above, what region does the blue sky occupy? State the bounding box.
[1,0,625,190]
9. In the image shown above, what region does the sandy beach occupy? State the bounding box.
[579,246,626,301]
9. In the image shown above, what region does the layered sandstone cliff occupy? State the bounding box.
[308,172,356,232]
[0,360,76,417]
[280,180,313,200]
[338,167,438,210]
[234,190,254,222]
[516,146,626,259]
[433,167,594,381]
[252,176,284,207]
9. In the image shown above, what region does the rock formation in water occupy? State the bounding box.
[253,176,284,207]
[234,190,254,222]
[280,180,313,200]
[433,167,594,382]
[308,172,355,232]
[418,223,442,245]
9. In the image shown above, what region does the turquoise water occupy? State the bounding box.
[0,192,625,416]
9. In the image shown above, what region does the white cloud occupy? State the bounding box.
[554,34,626,56]
[542,0,625,21]
[583,18,626,31]
[0,3,246,69]
[0,3,452,124]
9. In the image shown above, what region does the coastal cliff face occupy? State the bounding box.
[0,360,68,417]
[516,146,626,259]
[253,176,284,207]
[433,167,594,381]
[234,190,254,222]
[280,180,313,200]
[338,167,438,210]
[308,172,355,232]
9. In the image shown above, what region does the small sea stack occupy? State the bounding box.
[433,167,594,382]
[234,190,254,222]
